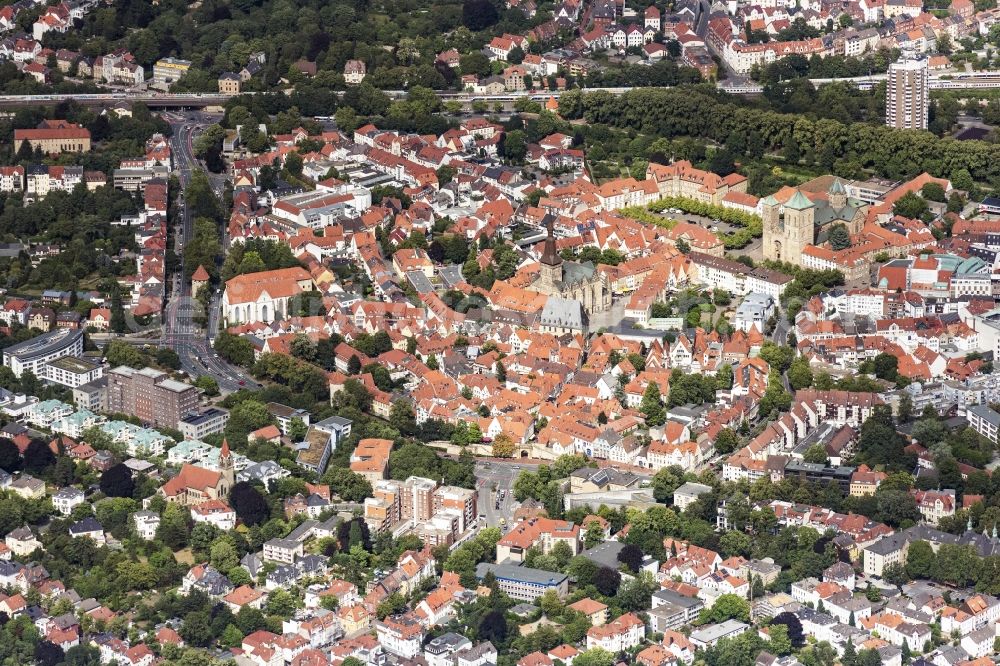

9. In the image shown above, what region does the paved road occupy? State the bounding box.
[161,112,259,393]
[773,319,790,346]
[475,461,529,529]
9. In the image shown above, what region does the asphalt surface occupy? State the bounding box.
[475,461,531,529]
[161,111,260,393]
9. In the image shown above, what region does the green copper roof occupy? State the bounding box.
[829,178,845,195]
[761,194,778,206]
[785,189,814,210]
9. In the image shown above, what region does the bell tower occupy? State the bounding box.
[219,438,234,497]
[539,216,562,290]
[782,189,815,266]
[829,178,847,209]
[761,194,782,262]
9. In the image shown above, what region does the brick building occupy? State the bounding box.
[107,366,199,429]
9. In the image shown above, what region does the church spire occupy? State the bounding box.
[219,438,234,496]
[540,216,561,267]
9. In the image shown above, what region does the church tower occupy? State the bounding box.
[782,189,815,266]
[761,194,782,262]
[828,178,847,210]
[219,438,234,497]
[539,217,562,291]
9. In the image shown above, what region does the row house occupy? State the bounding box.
[486,34,529,61]
[768,500,894,546]
[0,166,24,193]
[607,23,656,48]
[646,438,710,472]
[859,613,931,651]
[96,48,144,86]
[25,165,83,199]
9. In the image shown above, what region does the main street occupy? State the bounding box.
[476,461,521,528]
[161,112,260,393]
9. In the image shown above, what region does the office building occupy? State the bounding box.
[295,425,333,474]
[290,415,351,475]
[312,415,352,445]
[3,328,84,377]
[475,563,569,601]
[886,58,928,130]
[179,408,230,441]
[43,356,104,388]
[107,365,200,429]
[152,57,191,88]
[783,461,855,492]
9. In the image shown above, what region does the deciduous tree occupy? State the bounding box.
[640,381,666,426]
[100,463,135,498]
[230,482,269,526]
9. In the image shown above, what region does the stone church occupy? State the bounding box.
[159,440,236,506]
[762,179,867,266]
[530,219,611,315]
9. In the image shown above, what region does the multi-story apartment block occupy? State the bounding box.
[179,408,230,441]
[43,356,103,388]
[433,486,477,533]
[886,57,928,130]
[3,328,84,378]
[365,479,402,533]
[402,476,437,522]
[107,366,200,429]
[0,166,24,192]
[967,404,1000,444]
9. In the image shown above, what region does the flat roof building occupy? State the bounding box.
[475,562,568,601]
[179,407,230,441]
[967,404,1000,444]
[3,328,84,378]
[152,57,191,88]
[295,425,333,474]
[783,461,855,491]
[43,355,103,388]
[689,620,749,648]
[73,376,107,412]
[108,365,200,429]
[673,481,713,511]
[886,58,928,130]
